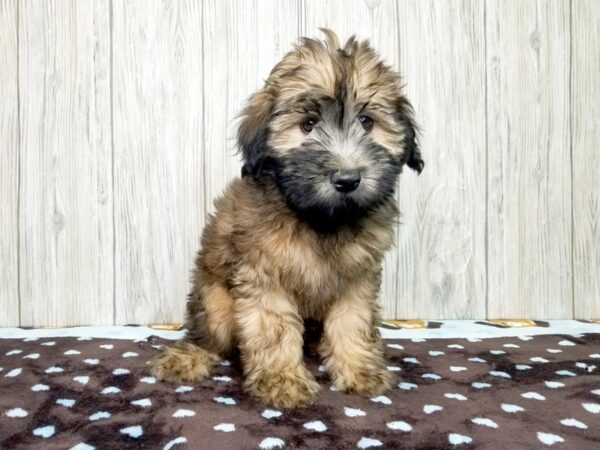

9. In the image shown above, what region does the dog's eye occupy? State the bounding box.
[358,115,373,131]
[301,118,318,133]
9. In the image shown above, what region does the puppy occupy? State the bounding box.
[152,29,423,408]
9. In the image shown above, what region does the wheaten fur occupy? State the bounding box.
[152,29,423,408]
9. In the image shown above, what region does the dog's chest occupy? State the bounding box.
[264,225,388,303]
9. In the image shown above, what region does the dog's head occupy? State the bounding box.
[238,29,423,230]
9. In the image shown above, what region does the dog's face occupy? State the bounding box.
[238,30,423,230]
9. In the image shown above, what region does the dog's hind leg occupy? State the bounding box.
[151,282,235,383]
[151,340,219,383]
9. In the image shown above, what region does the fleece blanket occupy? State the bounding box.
[1,321,599,449]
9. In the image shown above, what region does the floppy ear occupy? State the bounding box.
[237,90,274,177]
[396,97,424,174]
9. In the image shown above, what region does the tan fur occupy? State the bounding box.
[151,30,420,408]
[319,278,394,395]
[152,178,397,407]
[240,32,411,159]
[151,341,219,383]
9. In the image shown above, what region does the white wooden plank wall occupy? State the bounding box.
[572,0,600,318]
[112,0,204,324]
[18,0,113,326]
[395,0,487,319]
[0,0,19,326]
[486,0,572,318]
[0,0,598,326]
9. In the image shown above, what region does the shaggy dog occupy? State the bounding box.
[152,30,423,408]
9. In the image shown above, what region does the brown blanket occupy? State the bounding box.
[1,332,599,449]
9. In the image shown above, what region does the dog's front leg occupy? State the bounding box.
[234,289,320,408]
[320,279,395,396]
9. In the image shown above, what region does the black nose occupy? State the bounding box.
[331,170,361,192]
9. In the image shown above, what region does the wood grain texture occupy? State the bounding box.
[395,0,487,319]
[0,0,19,326]
[572,0,600,318]
[486,0,572,318]
[202,0,301,211]
[303,0,403,318]
[18,0,113,326]
[2,0,597,326]
[112,0,204,324]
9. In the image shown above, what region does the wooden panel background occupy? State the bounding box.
[112,0,204,324]
[18,0,113,326]
[486,0,572,318]
[0,0,19,326]
[572,0,600,318]
[395,0,487,319]
[0,0,598,326]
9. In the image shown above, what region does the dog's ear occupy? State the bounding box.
[237,90,273,177]
[396,97,424,174]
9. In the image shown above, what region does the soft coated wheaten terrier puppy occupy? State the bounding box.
[151,29,423,408]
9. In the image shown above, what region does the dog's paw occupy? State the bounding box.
[151,341,218,383]
[245,365,321,408]
[333,365,395,397]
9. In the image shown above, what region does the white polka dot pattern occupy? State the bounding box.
[0,328,599,448]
